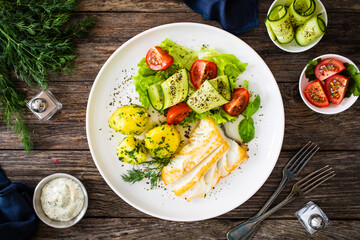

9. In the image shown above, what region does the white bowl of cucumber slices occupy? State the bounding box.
[266,0,328,53]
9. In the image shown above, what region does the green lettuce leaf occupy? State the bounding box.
[132,38,248,123]
[180,107,236,126]
[242,80,249,89]
[346,73,360,97]
[159,38,198,70]
[343,63,358,76]
[203,54,248,90]
[305,58,321,81]
[208,108,237,124]
[343,63,360,97]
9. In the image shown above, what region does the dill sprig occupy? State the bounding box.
[121,157,172,189]
[0,0,95,151]
[0,61,33,152]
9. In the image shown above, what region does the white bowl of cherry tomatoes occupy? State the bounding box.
[299,54,359,114]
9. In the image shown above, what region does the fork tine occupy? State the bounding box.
[292,145,320,174]
[299,166,333,189]
[288,142,315,170]
[289,142,315,169]
[288,142,317,173]
[285,141,312,168]
[303,172,335,194]
[296,165,330,185]
[298,167,334,193]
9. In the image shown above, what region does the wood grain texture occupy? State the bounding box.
[34,218,360,239]
[75,0,360,13]
[1,150,359,219]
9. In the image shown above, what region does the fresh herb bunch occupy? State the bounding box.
[0,0,95,151]
[121,157,172,189]
[0,59,33,152]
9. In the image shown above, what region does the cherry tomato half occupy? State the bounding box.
[315,58,345,81]
[146,46,174,71]
[304,80,330,107]
[324,74,349,105]
[167,103,192,125]
[223,88,250,116]
[190,60,217,89]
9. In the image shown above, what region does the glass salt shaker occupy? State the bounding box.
[295,201,329,235]
[27,90,62,120]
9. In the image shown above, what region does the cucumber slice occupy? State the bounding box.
[267,5,295,44]
[265,17,277,41]
[161,69,189,109]
[303,0,316,15]
[188,84,197,97]
[295,13,326,46]
[147,83,164,111]
[288,0,316,26]
[187,80,229,114]
[268,5,285,21]
[209,75,231,101]
[284,0,293,7]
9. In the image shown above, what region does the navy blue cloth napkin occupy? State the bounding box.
[183,0,258,34]
[0,168,37,240]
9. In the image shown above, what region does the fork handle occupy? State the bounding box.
[242,177,289,239]
[226,194,296,240]
[252,176,288,219]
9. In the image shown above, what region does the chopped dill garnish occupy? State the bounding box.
[121,157,172,189]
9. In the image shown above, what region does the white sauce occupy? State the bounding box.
[40,177,85,221]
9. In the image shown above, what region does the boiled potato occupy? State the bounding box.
[109,105,149,135]
[145,124,181,159]
[117,136,147,165]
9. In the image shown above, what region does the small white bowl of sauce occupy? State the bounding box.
[33,173,88,228]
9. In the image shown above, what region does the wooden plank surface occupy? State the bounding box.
[34,219,360,239]
[75,0,360,13]
[1,150,359,219]
[0,0,359,239]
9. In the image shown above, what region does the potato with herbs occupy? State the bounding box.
[117,136,147,165]
[109,105,149,135]
[145,124,181,159]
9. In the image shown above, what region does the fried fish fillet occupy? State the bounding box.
[180,138,248,201]
[172,142,229,197]
[161,117,226,185]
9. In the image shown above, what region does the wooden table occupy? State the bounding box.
[1,0,359,239]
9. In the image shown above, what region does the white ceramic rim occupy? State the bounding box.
[266,0,328,53]
[299,54,359,114]
[86,22,285,221]
[33,173,88,228]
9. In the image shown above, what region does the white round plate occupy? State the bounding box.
[266,0,327,53]
[299,54,359,114]
[86,23,284,221]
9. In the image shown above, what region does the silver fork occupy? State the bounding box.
[225,141,319,239]
[227,165,335,240]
